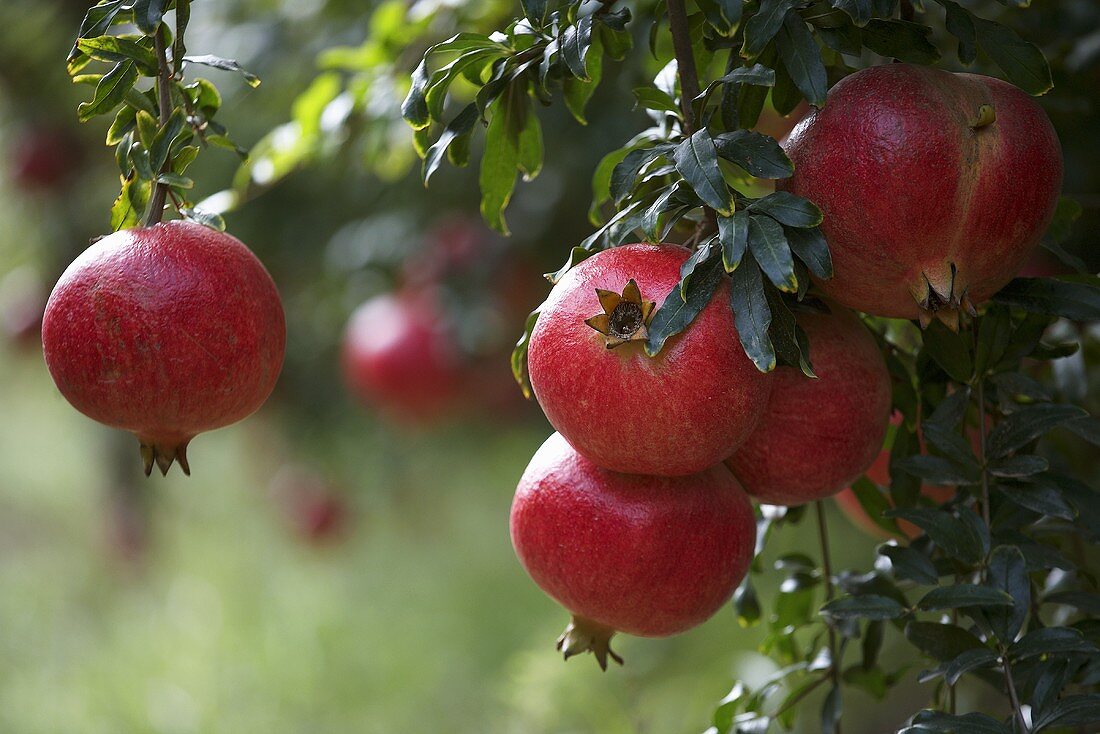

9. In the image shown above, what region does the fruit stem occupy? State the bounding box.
[145,24,174,228]
[815,500,843,734]
[665,0,718,235]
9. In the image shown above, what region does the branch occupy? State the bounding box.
[816,501,844,734]
[145,25,174,227]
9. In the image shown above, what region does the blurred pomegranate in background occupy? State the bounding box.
[11,128,81,191]
[270,466,350,545]
[753,100,810,142]
[0,266,48,350]
[342,289,465,424]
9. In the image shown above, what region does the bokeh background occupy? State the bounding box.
[1,1,1098,732]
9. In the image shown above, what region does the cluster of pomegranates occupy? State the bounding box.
[511,63,1062,668]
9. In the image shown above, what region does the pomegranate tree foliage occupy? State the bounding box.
[66,0,257,231]
[397,1,1100,732]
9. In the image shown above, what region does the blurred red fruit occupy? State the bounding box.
[270,466,350,545]
[12,129,80,191]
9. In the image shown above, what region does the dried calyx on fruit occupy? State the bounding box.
[583,279,656,349]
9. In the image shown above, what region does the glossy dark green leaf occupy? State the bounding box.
[989,455,1048,478]
[922,321,973,383]
[992,276,1100,321]
[479,95,520,234]
[633,86,680,114]
[893,455,977,486]
[917,585,1014,611]
[749,191,823,228]
[942,648,999,686]
[830,0,872,26]
[561,15,594,80]
[776,14,827,106]
[940,0,977,65]
[719,211,750,272]
[861,19,941,64]
[423,104,478,184]
[713,130,794,179]
[742,0,798,59]
[887,508,981,562]
[921,422,978,470]
[972,18,1053,96]
[785,226,832,280]
[672,131,733,215]
[821,595,908,620]
[546,246,594,285]
[149,109,185,173]
[77,61,138,122]
[680,243,718,298]
[999,479,1077,521]
[906,710,1011,734]
[821,685,842,734]
[70,1,128,61]
[1009,627,1098,661]
[905,621,985,662]
[519,0,547,26]
[179,206,225,231]
[764,286,813,375]
[183,55,260,87]
[987,404,1088,458]
[748,215,796,293]
[563,34,602,124]
[734,578,762,627]
[645,256,724,357]
[729,254,776,372]
[1043,591,1100,615]
[132,0,166,34]
[1032,694,1100,730]
[818,24,863,57]
[610,145,671,204]
[880,544,939,585]
[75,35,157,73]
[985,546,1028,642]
[173,0,190,75]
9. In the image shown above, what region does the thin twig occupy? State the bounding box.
[145,24,174,227]
[816,501,843,734]
[1001,656,1030,733]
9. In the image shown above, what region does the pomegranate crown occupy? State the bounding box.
[584,279,656,349]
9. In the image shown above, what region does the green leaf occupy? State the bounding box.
[546,246,594,285]
[1009,627,1097,661]
[764,286,813,375]
[830,0,872,26]
[880,544,938,585]
[921,422,978,469]
[561,15,595,81]
[77,61,138,122]
[987,404,1088,458]
[861,19,941,64]
[734,578,762,627]
[992,277,1100,321]
[821,594,908,620]
[776,15,827,106]
[941,648,999,685]
[917,585,1014,611]
[719,211,750,271]
[511,308,540,400]
[999,479,1077,521]
[110,176,150,231]
[713,130,794,179]
[132,0,167,35]
[1032,695,1100,730]
[645,256,724,357]
[563,34,603,124]
[672,131,733,215]
[517,106,543,181]
[179,206,226,231]
[680,243,718,298]
[886,508,982,561]
[107,106,138,146]
[611,145,672,204]
[183,54,260,87]
[972,18,1053,96]
[893,455,977,485]
[70,1,127,61]
[786,226,832,280]
[149,108,186,173]
[905,711,1010,734]
[742,0,798,60]
[940,0,977,65]
[985,546,1028,642]
[749,191,823,228]
[988,455,1047,478]
[921,321,972,383]
[402,58,431,129]
[729,254,775,372]
[633,87,681,114]
[75,35,157,74]
[519,0,547,26]
[155,172,193,188]
[478,95,520,235]
[748,215,796,292]
[905,621,985,662]
[422,104,478,183]
[173,0,190,75]
[852,477,901,536]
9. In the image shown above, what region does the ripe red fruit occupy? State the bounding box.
[780,64,1062,327]
[527,244,773,476]
[725,306,891,505]
[511,433,756,668]
[270,466,350,545]
[42,221,285,475]
[834,450,956,539]
[342,289,464,423]
[12,129,80,191]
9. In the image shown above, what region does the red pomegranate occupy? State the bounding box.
[42,221,286,475]
[527,244,773,476]
[780,64,1062,327]
[12,129,80,191]
[511,432,756,668]
[342,289,465,423]
[834,449,956,539]
[725,305,891,505]
[270,466,349,544]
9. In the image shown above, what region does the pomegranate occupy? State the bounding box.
[342,289,465,423]
[725,305,891,505]
[511,432,756,668]
[42,220,286,475]
[834,450,956,539]
[12,129,80,191]
[270,466,349,544]
[527,244,773,476]
[780,63,1062,327]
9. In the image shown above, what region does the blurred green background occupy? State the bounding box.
[1,1,1097,732]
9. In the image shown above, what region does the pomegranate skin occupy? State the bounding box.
[341,290,464,423]
[527,244,773,476]
[42,221,285,474]
[725,306,891,505]
[780,64,1062,323]
[511,433,756,666]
